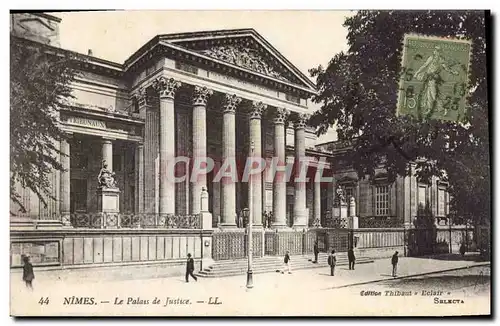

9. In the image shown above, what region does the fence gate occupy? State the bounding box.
[212,231,263,261]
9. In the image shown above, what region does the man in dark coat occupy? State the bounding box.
[348,247,356,270]
[313,241,319,263]
[185,253,198,282]
[328,250,337,276]
[391,251,399,277]
[22,255,34,290]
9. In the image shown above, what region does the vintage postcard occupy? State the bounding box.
[9,10,491,317]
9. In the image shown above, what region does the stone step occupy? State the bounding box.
[210,253,342,265]
[196,258,374,278]
[205,257,356,272]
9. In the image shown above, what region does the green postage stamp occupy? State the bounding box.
[397,34,472,122]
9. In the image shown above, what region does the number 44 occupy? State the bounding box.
[38,297,49,305]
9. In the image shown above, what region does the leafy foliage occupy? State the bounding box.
[10,36,80,215]
[310,11,489,222]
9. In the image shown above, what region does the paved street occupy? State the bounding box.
[11,255,490,316]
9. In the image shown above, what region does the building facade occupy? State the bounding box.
[10,13,457,271]
[10,13,339,269]
[315,141,451,228]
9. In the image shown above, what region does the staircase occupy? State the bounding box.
[196,253,374,278]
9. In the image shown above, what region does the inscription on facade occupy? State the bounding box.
[67,117,106,129]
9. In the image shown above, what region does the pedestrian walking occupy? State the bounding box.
[185,253,198,283]
[282,251,292,274]
[328,250,337,276]
[348,247,356,270]
[391,251,399,277]
[459,242,466,257]
[313,241,319,263]
[22,255,34,290]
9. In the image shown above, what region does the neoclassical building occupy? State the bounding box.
[10,13,334,235]
[11,13,458,270]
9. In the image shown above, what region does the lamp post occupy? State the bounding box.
[246,141,255,289]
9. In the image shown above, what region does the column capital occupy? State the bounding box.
[274,108,289,125]
[223,94,241,114]
[249,101,267,120]
[294,113,310,130]
[153,76,181,100]
[192,86,214,106]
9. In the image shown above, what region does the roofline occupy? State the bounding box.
[162,28,317,90]
[124,28,317,92]
[11,35,124,77]
[161,41,317,95]
[33,12,62,23]
[11,11,63,23]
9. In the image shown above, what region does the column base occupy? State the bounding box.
[61,213,73,228]
[292,225,308,231]
[34,220,64,230]
[271,223,290,230]
[217,223,241,231]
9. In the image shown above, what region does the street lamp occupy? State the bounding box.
[246,140,255,289]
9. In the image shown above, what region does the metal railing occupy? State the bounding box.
[70,213,201,229]
[358,217,403,228]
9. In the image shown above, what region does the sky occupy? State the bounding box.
[51,10,354,142]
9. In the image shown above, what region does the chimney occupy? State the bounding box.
[88,49,93,56]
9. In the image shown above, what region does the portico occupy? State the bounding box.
[10,19,333,270]
[124,28,321,229]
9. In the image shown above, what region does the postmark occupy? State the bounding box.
[397,34,472,122]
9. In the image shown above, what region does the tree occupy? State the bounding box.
[310,11,489,223]
[10,36,81,215]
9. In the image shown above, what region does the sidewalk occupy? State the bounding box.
[10,255,490,316]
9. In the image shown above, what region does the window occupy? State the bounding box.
[344,186,355,202]
[375,185,390,216]
[418,186,427,208]
[438,189,446,216]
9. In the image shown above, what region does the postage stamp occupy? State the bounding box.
[397,34,472,122]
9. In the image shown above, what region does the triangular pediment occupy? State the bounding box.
[159,29,316,91]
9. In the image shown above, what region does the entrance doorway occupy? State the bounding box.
[70,179,88,213]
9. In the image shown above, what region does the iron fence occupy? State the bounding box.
[358,217,403,228]
[70,213,201,229]
[212,230,263,261]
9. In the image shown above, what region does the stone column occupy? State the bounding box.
[102,139,113,169]
[135,143,144,213]
[272,108,288,228]
[249,101,266,227]
[220,94,241,227]
[191,86,213,215]
[60,136,71,226]
[153,76,181,215]
[313,170,321,227]
[293,113,309,228]
[137,86,158,214]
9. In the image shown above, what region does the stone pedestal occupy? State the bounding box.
[332,202,348,228]
[348,216,359,229]
[97,187,120,228]
[200,187,213,230]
